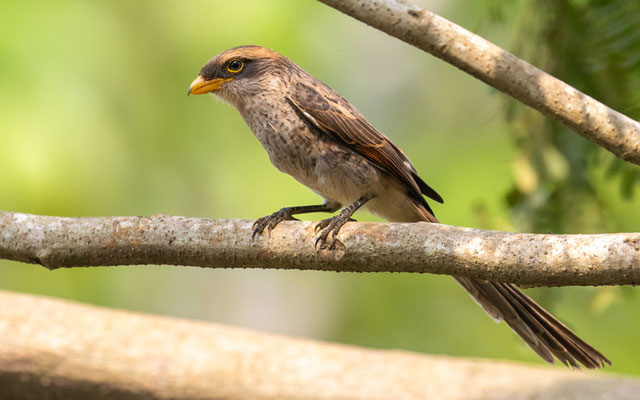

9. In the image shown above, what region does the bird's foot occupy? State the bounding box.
[314,213,354,250]
[252,208,299,239]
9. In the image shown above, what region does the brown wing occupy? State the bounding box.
[288,81,443,205]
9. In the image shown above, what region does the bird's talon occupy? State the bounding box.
[314,218,331,233]
[313,214,350,250]
[251,220,267,240]
[252,208,297,239]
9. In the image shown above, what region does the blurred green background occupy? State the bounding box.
[2,0,640,374]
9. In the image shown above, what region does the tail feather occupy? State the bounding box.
[501,282,609,368]
[455,277,610,369]
[413,202,609,369]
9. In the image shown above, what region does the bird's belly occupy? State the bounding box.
[243,108,374,203]
[242,107,422,221]
[311,152,426,222]
[310,144,382,205]
[272,143,372,207]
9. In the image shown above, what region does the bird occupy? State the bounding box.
[188,45,610,369]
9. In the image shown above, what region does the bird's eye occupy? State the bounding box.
[227,59,244,73]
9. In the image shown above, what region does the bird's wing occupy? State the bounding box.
[287,81,443,204]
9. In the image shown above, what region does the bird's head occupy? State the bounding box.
[188,45,293,107]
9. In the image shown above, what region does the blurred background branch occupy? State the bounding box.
[317,0,640,165]
[2,211,639,287]
[2,290,639,400]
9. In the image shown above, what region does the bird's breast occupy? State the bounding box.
[238,100,386,207]
[240,103,319,183]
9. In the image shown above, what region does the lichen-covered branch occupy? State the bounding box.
[1,290,639,400]
[1,211,639,287]
[316,0,640,165]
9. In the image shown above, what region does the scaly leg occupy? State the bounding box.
[252,201,341,239]
[315,194,374,249]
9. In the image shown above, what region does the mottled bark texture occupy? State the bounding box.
[317,0,640,165]
[1,211,639,287]
[1,290,639,400]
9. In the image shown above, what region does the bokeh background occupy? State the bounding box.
[2,0,640,374]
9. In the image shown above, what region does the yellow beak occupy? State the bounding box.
[187,76,232,95]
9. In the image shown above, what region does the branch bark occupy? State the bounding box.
[1,211,639,287]
[316,0,640,165]
[1,290,639,400]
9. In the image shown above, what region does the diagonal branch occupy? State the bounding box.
[2,290,639,400]
[316,0,640,165]
[1,211,639,287]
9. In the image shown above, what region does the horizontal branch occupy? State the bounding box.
[317,0,640,165]
[1,211,639,287]
[1,290,639,400]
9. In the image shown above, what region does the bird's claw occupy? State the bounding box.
[252,209,298,240]
[314,213,351,249]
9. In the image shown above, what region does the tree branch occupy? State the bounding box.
[1,290,639,400]
[316,0,640,165]
[1,211,639,287]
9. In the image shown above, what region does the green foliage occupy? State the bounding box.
[491,0,640,233]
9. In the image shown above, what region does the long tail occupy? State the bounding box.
[415,205,610,369]
[455,277,610,368]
